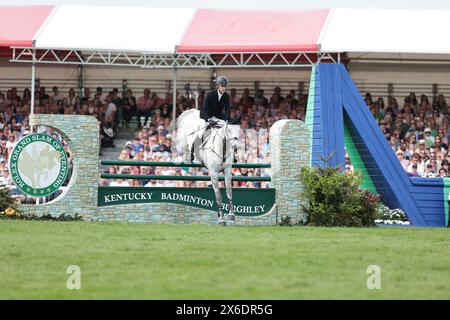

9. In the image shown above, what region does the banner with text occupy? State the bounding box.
[98,187,275,216]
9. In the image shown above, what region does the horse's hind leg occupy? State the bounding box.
[224,166,235,221]
[211,172,226,226]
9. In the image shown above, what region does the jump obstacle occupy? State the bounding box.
[18,114,309,225]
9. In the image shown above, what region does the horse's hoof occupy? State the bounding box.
[218,220,227,226]
[227,213,236,221]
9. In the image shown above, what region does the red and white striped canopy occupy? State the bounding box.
[0,5,55,47]
[177,8,329,52]
[2,5,450,55]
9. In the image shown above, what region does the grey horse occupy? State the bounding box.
[175,109,240,226]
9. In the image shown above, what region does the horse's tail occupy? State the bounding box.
[175,109,201,159]
[175,109,199,132]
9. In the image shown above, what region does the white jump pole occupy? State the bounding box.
[172,68,177,132]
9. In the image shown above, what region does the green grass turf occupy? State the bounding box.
[0,220,449,299]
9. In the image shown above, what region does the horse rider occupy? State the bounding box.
[192,75,240,162]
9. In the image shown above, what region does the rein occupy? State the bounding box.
[187,123,210,137]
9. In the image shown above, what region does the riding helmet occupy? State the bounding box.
[216,76,229,87]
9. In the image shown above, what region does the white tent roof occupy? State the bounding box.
[6,5,450,58]
[321,9,450,54]
[35,5,195,53]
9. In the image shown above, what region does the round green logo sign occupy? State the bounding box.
[8,133,69,197]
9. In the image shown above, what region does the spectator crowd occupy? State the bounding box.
[1,81,449,199]
[353,92,450,177]
[0,84,308,191]
[99,85,307,188]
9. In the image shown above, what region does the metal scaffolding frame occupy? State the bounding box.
[10,47,339,68]
[8,45,340,134]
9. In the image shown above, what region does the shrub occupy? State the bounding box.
[300,166,380,227]
[0,185,80,221]
[0,185,20,219]
[20,213,82,221]
[1,211,81,221]
[279,215,292,226]
[375,204,409,225]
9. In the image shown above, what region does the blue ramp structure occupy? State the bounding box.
[306,63,449,227]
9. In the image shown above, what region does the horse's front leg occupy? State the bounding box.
[210,171,226,226]
[224,166,235,221]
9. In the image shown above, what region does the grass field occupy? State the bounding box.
[0,220,449,299]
